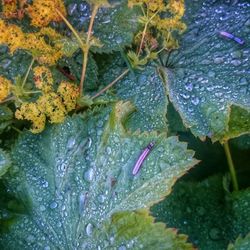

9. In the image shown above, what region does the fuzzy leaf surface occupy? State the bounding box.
[151,175,250,250]
[63,1,140,53]
[228,233,250,250]
[164,1,250,141]
[97,54,168,132]
[0,102,197,249]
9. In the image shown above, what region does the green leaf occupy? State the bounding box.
[163,1,250,141]
[228,233,250,250]
[0,149,11,177]
[0,47,32,83]
[151,175,250,250]
[0,105,13,134]
[116,66,168,132]
[63,1,140,53]
[0,102,197,248]
[97,54,168,132]
[100,210,194,250]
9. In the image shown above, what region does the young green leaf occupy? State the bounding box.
[0,101,197,249]
[228,233,250,250]
[163,1,250,141]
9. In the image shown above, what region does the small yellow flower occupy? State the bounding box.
[15,102,46,133]
[33,66,53,93]
[27,0,67,27]
[57,81,79,112]
[167,0,185,18]
[0,76,12,101]
[2,0,17,19]
[37,92,66,123]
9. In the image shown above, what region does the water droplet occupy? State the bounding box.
[185,82,193,92]
[85,223,94,236]
[67,137,76,149]
[239,77,248,85]
[231,60,241,66]
[106,147,112,155]
[118,245,127,250]
[97,194,106,204]
[67,3,78,16]
[84,168,94,182]
[27,234,35,243]
[79,192,88,215]
[39,205,46,212]
[214,57,224,64]
[191,97,200,105]
[208,71,216,78]
[49,201,58,209]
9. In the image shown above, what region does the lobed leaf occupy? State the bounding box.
[163,0,250,141]
[0,101,197,249]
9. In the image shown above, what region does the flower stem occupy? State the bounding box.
[91,69,129,99]
[56,9,85,48]
[223,140,239,191]
[79,4,99,97]
[22,58,35,88]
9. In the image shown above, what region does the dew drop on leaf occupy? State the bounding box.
[84,168,94,182]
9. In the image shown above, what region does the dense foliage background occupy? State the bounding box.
[0,0,249,249]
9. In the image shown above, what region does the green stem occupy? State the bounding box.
[223,141,239,191]
[91,69,129,99]
[79,4,99,96]
[22,58,35,88]
[56,9,85,48]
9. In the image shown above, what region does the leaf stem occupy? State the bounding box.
[22,58,35,88]
[91,69,129,99]
[56,9,85,48]
[223,140,239,191]
[79,4,99,97]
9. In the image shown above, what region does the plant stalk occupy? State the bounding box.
[223,140,239,191]
[91,69,129,99]
[56,9,85,48]
[79,4,99,96]
[22,58,35,88]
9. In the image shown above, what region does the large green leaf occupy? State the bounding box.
[163,0,250,141]
[63,1,140,53]
[0,101,197,248]
[151,175,250,250]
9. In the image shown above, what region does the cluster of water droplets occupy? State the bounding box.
[116,66,168,132]
[167,0,250,137]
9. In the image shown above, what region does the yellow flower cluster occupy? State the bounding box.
[2,0,17,19]
[15,102,46,133]
[0,20,63,65]
[128,0,186,51]
[33,66,53,92]
[15,67,79,133]
[0,76,12,101]
[27,0,66,27]
[57,81,80,112]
